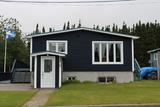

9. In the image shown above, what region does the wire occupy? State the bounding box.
[0,0,134,4]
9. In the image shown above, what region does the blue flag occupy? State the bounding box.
[6,30,16,40]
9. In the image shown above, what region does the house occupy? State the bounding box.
[148,48,160,68]
[28,27,139,88]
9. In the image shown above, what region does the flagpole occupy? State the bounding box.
[4,36,7,73]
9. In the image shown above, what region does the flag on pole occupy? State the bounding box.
[5,30,16,40]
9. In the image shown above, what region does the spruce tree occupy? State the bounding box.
[93,25,95,29]
[78,20,81,28]
[96,25,100,30]
[63,23,66,30]
[42,26,45,33]
[49,27,52,32]
[66,21,70,30]
[105,25,110,32]
[101,26,104,31]
[71,24,76,29]
[35,24,40,34]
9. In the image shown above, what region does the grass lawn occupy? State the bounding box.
[0,91,36,107]
[47,80,160,106]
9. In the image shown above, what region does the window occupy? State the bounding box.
[47,40,68,54]
[92,41,123,64]
[67,76,76,80]
[107,77,115,82]
[153,53,158,60]
[44,59,52,72]
[98,77,106,82]
[98,77,116,83]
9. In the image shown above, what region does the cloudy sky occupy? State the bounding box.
[0,0,160,33]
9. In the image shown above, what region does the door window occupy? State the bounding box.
[44,59,52,72]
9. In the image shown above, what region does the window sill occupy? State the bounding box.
[92,62,123,65]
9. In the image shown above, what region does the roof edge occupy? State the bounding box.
[147,48,160,53]
[27,27,139,39]
[31,51,66,57]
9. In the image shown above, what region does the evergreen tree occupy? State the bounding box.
[105,25,110,32]
[35,24,40,34]
[78,20,81,28]
[49,27,52,32]
[71,24,76,29]
[42,26,45,33]
[96,25,100,30]
[52,27,55,32]
[63,23,66,30]
[93,24,96,29]
[101,26,104,31]
[66,21,70,30]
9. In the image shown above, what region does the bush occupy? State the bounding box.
[83,81,95,84]
[63,80,81,85]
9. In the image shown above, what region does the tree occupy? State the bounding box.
[96,25,100,30]
[78,20,81,28]
[71,24,76,29]
[0,15,29,72]
[63,23,66,30]
[105,25,110,32]
[42,26,45,33]
[35,24,40,34]
[49,27,52,32]
[66,21,70,30]
[101,26,104,31]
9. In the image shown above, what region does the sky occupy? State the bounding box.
[0,0,160,33]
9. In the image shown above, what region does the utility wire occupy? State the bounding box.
[0,0,134,4]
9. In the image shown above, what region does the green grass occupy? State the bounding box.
[0,91,36,107]
[47,80,160,106]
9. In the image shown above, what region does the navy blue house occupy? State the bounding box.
[28,27,139,88]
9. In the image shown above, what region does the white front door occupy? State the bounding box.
[41,56,55,88]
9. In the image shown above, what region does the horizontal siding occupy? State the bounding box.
[32,30,132,71]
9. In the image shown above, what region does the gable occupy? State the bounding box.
[28,27,139,39]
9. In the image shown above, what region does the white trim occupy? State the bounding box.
[31,51,65,57]
[121,42,124,64]
[148,48,160,53]
[92,42,94,64]
[41,56,55,88]
[113,43,116,62]
[99,43,102,62]
[46,40,68,54]
[28,27,139,39]
[59,57,62,88]
[131,39,134,71]
[34,56,37,88]
[92,41,124,65]
[30,38,32,72]
[106,44,109,62]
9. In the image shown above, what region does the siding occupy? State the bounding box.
[32,30,132,71]
[158,51,160,68]
[55,56,59,88]
[37,56,41,88]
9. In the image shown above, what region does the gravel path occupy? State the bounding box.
[23,89,54,107]
[0,84,32,91]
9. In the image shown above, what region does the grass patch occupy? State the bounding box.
[0,90,36,107]
[47,80,160,106]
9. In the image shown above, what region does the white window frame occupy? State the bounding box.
[46,40,68,54]
[153,53,158,60]
[92,41,124,64]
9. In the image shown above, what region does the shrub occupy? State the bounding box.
[83,81,95,84]
[63,80,81,85]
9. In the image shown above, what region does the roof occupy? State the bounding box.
[31,51,66,57]
[147,48,160,53]
[28,27,139,39]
